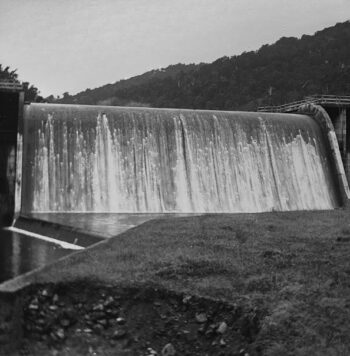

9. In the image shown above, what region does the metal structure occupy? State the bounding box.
[258,95,350,113]
[0,81,23,92]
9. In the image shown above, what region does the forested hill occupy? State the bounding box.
[57,21,350,111]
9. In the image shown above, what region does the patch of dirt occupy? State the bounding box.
[14,280,266,356]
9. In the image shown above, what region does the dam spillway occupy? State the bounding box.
[21,103,340,213]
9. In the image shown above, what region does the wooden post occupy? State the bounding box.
[0,83,24,225]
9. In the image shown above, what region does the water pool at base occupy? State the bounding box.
[1,213,194,284]
[27,213,182,237]
[0,228,74,284]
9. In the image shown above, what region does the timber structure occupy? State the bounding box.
[258,95,350,185]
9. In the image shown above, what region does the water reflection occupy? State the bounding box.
[0,229,74,283]
[28,213,190,237]
[1,213,195,284]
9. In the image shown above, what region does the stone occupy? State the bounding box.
[49,305,58,311]
[55,328,65,340]
[105,308,114,315]
[161,343,176,356]
[195,313,207,324]
[116,317,126,325]
[104,296,114,306]
[92,303,104,311]
[113,328,127,339]
[97,319,108,327]
[182,296,192,305]
[217,321,228,334]
[146,348,158,355]
[219,338,226,347]
[28,303,39,310]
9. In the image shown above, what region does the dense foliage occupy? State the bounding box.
[58,21,350,110]
[0,65,43,102]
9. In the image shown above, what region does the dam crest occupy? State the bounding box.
[21,104,341,213]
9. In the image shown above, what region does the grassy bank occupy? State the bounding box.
[7,209,350,355]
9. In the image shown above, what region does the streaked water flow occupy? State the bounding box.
[21,104,340,213]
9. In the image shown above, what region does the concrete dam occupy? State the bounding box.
[20,103,342,213]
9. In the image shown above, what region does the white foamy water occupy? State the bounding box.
[21,104,340,213]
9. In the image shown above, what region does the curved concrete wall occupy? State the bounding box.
[297,103,350,206]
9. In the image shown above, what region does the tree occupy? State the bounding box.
[0,64,43,102]
[0,65,18,81]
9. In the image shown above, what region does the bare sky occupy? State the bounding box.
[1,0,349,97]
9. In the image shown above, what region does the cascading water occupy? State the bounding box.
[21,104,340,213]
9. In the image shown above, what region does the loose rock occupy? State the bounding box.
[161,343,176,356]
[195,312,207,324]
[182,296,192,304]
[113,328,127,339]
[104,296,114,306]
[146,347,158,355]
[55,328,65,340]
[116,317,126,325]
[219,338,226,347]
[97,319,108,327]
[92,303,104,311]
[217,321,228,334]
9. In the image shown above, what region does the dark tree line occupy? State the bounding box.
[57,21,350,110]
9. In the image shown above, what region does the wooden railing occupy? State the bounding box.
[258,95,350,112]
[0,81,23,91]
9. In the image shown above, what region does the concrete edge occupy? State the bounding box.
[14,215,105,247]
[0,213,163,293]
[297,103,350,206]
[0,231,111,294]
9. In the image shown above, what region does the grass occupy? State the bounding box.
[12,209,350,355]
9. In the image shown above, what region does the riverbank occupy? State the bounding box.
[2,209,350,355]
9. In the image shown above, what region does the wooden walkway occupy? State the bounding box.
[258,95,350,112]
[0,81,23,92]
